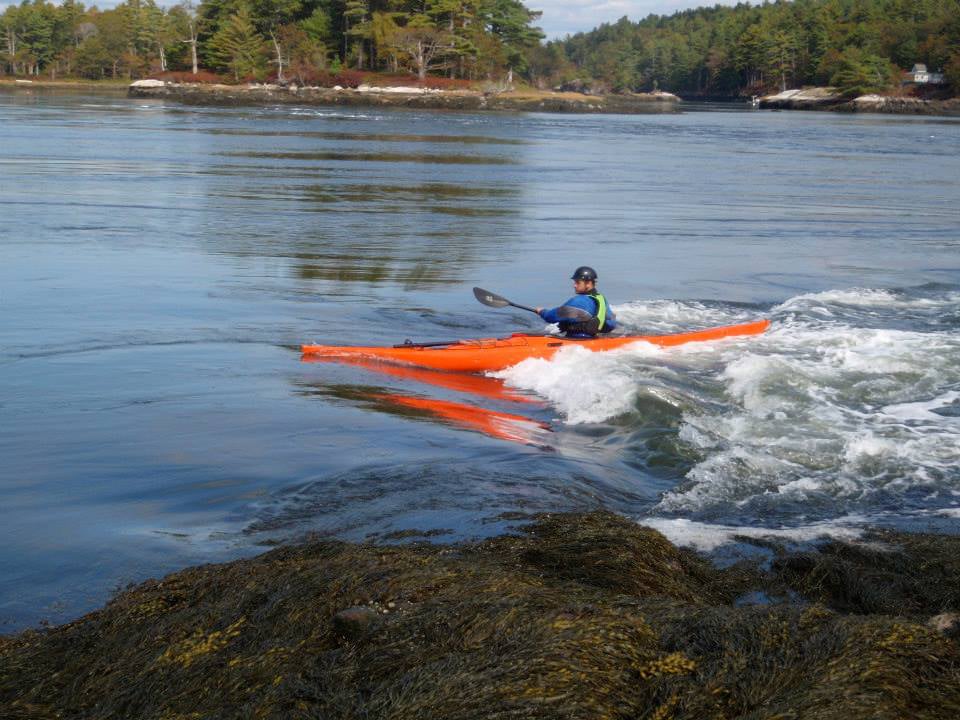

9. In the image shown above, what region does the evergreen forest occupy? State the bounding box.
[2,0,958,96]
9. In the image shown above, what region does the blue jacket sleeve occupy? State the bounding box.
[538,306,562,324]
[539,295,595,324]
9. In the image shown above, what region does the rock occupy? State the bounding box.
[928,612,960,637]
[332,605,379,639]
[380,86,428,94]
[759,87,843,110]
[130,79,165,88]
[839,94,937,114]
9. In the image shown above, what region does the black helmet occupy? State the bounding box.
[571,266,598,282]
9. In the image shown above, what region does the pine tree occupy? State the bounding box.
[208,3,265,79]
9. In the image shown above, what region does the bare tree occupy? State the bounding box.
[391,26,451,82]
[175,1,201,75]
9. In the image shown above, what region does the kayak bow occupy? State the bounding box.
[301,319,771,373]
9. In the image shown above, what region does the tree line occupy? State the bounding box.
[0,0,544,82]
[532,0,960,96]
[3,0,958,95]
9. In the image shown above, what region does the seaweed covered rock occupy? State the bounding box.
[650,602,960,719]
[1,511,959,719]
[506,511,723,601]
[772,529,960,615]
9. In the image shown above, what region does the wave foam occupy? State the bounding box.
[659,319,960,514]
[492,344,658,424]
[641,516,866,552]
[497,289,960,524]
[775,287,960,312]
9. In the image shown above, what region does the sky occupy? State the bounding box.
[0,0,719,41]
[531,0,714,39]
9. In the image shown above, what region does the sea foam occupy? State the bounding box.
[496,288,960,525]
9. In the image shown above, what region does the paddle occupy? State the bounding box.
[472,287,592,321]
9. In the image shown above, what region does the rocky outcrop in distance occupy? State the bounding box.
[760,86,960,115]
[127,79,680,114]
[836,93,960,115]
[759,87,845,110]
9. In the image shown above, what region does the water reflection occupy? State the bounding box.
[301,354,537,403]
[204,170,522,288]
[294,380,551,447]
[184,128,527,145]
[372,393,551,446]
[219,150,517,165]
[302,182,514,206]
[297,353,550,446]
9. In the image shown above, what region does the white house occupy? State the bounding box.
[905,63,945,85]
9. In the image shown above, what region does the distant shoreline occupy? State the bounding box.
[122,79,680,115]
[7,78,958,116]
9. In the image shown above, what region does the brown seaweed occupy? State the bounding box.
[2,511,958,719]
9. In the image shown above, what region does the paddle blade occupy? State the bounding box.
[556,305,593,322]
[473,287,511,308]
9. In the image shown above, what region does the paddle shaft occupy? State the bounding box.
[473,286,591,322]
[507,300,539,315]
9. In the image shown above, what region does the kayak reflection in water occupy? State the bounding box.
[536,266,618,338]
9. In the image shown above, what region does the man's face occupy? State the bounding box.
[573,279,593,293]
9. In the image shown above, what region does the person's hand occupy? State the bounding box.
[535,307,543,314]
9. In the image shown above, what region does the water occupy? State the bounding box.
[2,88,959,630]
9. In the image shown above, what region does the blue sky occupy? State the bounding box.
[0,0,716,40]
[531,0,714,38]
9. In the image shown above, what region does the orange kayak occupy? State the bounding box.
[301,319,770,373]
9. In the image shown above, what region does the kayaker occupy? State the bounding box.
[536,266,617,338]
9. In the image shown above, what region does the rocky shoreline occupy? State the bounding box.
[126,79,680,114]
[2,510,959,718]
[759,86,960,115]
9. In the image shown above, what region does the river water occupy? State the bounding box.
[2,88,959,630]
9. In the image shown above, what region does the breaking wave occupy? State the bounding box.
[495,285,960,533]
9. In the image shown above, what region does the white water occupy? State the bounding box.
[497,287,960,533]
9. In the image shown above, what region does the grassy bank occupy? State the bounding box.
[2,511,959,718]
[0,78,130,89]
